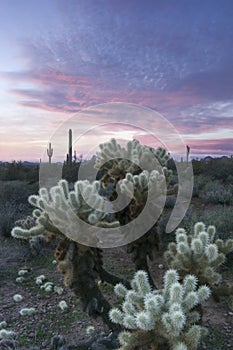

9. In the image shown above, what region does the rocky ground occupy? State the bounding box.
[0,238,232,350]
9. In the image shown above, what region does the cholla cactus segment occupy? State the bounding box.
[191,238,203,255]
[114,283,128,298]
[18,269,29,276]
[86,325,95,335]
[16,277,25,283]
[118,331,133,346]
[197,286,211,303]
[58,300,68,311]
[0,321,7,330]
[40,282,53,293]
[172,342,188,350]
[194,222,206,236]
[13,294,23,302]
[35,275,46,285]
[207,225,216,242]
[0,329,15,339]
[182,291,199,311]
[123,315,138,329]
[205,244,218,262]
[134,270,151,295]
[19,308,36,316]
[122,301,136,315]
[170,282,184,304]
[136,311,154,331]
[165,222,233,287]
[109,308,124,324]
[164,269,179,297]
[54,286,64,295]
[110,269,209,350]
[184,325,203,349]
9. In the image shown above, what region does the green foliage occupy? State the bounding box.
[0,161,39,182]
[203,181,233,205]
[109,269,209,350]
[180,206,233,241]
[164,222,233,286]
[0,181,38,238]
[192,156,233,181]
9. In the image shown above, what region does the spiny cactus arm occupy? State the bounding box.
[216,239,233,255]
[183,325,208,350]
[11,199,64,240]
[11,224,45,239]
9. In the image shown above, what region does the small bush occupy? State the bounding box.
[0,202,24,238]
[0,181,37,238]
[180,206,233,241]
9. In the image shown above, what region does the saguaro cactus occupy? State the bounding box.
[47,142,53,164]
[68,129,72,167]
[186,145,190,163]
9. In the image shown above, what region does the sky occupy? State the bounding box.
[0,0,233,162]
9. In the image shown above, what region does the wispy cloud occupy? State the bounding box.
[1,0,233,160]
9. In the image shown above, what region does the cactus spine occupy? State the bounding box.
[47,142,53,164]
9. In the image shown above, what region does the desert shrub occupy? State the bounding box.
[180,206,233,241]
[226,174,233,184]
[193,175,211,192]
[192,157,233,180]
[0,161,39,182]
[0,181,38,238]
[0,202,28,238]
[0,181,37,205]
[202,181,233,206]
[204,188,233,205]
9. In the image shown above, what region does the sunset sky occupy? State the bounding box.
[0,0,233,162]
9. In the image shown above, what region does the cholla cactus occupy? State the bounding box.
[164,222,233,287]
[12,179,118,244]
[95,138,172,183]
[11,178,127,329]
[10,139,176,330]
[95,139,175,287]
[109,270,210,350]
